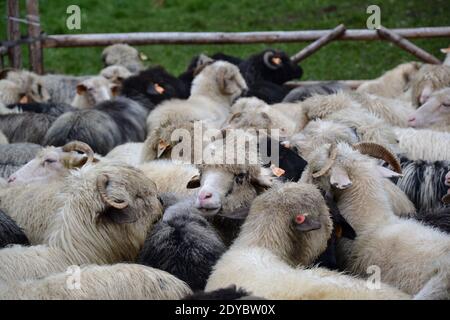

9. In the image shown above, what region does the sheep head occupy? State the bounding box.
[193,61,248,104]
[240,182,333,266]
[248,49,303,84]
[74,76,118,109]
[306,142,402,194]
[411,64,450,106]
[121,66,189,108]
[100,65,132,85]
[101,43,144,73]
[408,87,450,128]
[48,163,163,264]
[7,141,96,185]
[186,132,275,218]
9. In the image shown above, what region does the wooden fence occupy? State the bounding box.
[1,0,449,86]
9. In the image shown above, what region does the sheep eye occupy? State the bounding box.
[443,103,450,108]
[235,173,247,184]
[44,159,57,164]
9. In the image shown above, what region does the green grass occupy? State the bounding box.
[1,0,449,80]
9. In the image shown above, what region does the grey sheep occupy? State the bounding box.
[283,82,350,103]
[0,143,42,178]
[43,97,147,155]
[138,196,226,291]
[0,209,29,248]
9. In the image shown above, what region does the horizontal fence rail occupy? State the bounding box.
[41,26,450,48]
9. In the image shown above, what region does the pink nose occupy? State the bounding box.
[7,176,16,183]
[408,116,416,123]
[199,192,212,201]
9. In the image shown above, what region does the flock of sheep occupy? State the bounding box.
[0,43,449,300]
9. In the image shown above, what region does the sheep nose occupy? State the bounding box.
[199,192,213,201]
[408,116,416,127]
[7,176,16,184]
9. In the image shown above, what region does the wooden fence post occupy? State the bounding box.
[26,0,44,74]
[377,26,441,64]
[7,0,22,69]
[291,24,346,63]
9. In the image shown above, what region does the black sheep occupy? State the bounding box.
[137,197,226,291]
[121,66,189,111]
[178,52,243,90]
[179,49,302,103]
[0,209,29,248]
[263,136,308,182]
[239,49,302,86]
[43,97,147,155]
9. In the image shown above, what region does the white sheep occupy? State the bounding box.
[105,142,143,167]
[356,61,421,100]
[101,44,146,73]
[0,263,191,300]
[0,162,163,283]
[100,65,133,85]
[4,70,51,104]
[394,127,450,161]
[411,64,450,107]
[0,80,24,114]
[146,61,247,133]
[408,87,450,132]
[206,182,410,299]
[225,97,302,137]
[138,159,200,197]
[71,76,118,109]
[307,142,450,298]
[284,119,414,217]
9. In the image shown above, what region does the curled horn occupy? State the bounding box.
[352,142,402,174]
[263,51,279,70]
[96,174,129,209]
[312,144,338,178]
[62,141,94,167]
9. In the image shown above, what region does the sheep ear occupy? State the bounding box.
[229,112,242,123]
[419,85,433,105]
[216,68,231,95]
[157,140,170,158]
[76,84,87,95]
[103,206,138,224]
[330,166,352,190]
[139,52,148,61]
[110,84,121,96]
[186,175,201,189]
[19,95,30,104]
[197,54,214,66]
[377,165,403,178]
[250,175,273,190]
[147,83,165,95]
[294,214,322,232]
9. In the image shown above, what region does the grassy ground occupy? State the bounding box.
[1,0,449,80]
